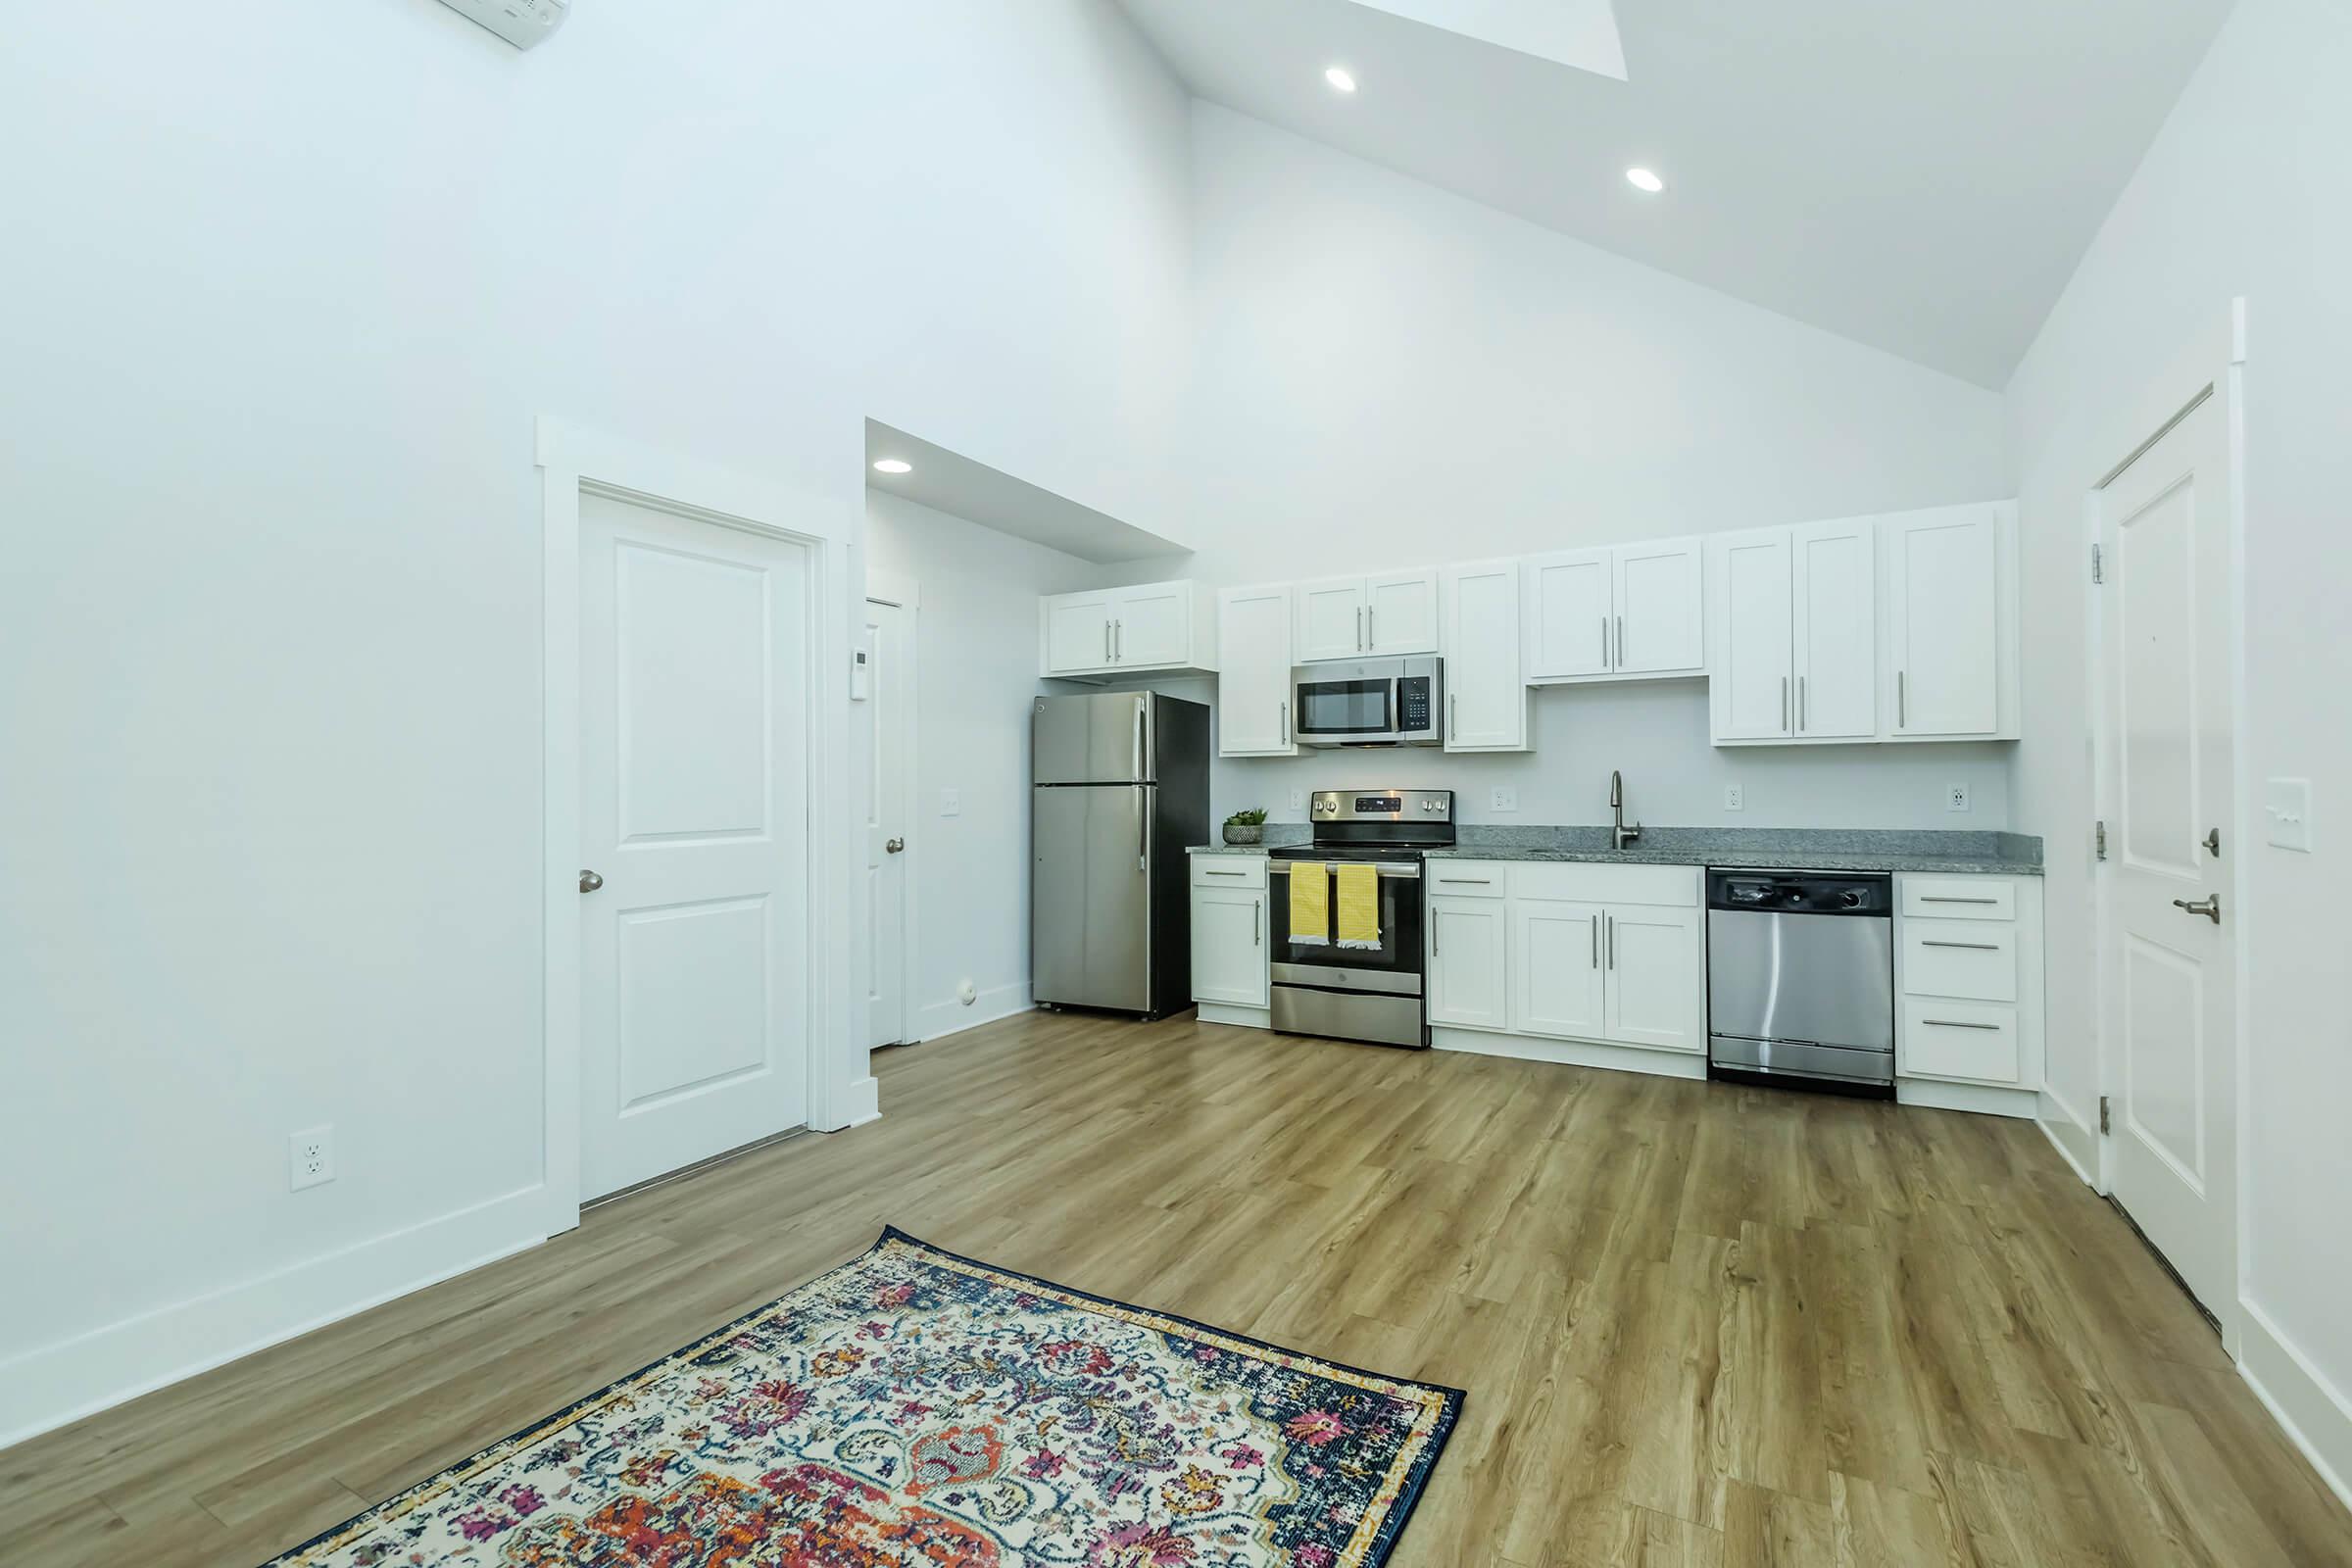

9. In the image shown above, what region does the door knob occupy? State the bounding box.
[2172,895,2221,924]
[885,838,906,855]
[579,869,604,893]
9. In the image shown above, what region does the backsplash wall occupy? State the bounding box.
[1138,677,2013,832]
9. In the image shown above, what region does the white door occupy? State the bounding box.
[1611,539,1704,675]
[1510,900,1605,1039]
[1111,581,1188,667]
[1365,569,1441,656]
[1710,530,1794,740]
[1295,576,1367,662]
[1602,906,1703,1052]
[1190,886,1268,1006]
[861,598,909,1049]
[2098,393,2236,1326]
[1427,896,1507,1030]
[1217,586,1296,756]
[1043,592,1113,674]
[578,492,809,1200]
[1887,510,1999,735]
[1442,561,1524,751]
[1524,549,1615,679]
[1790,520,1877,739]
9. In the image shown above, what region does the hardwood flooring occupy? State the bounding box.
[5,1010,2348,1566]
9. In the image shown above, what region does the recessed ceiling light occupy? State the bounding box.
[1325,66,1357,93]
[1626,167,1665,193]
[871,459,912,475]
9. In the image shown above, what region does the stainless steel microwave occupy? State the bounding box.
[1291,658,1445,747]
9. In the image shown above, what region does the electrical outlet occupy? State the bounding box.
[939,788,960,817]
[1945,782,1972,813]
[1723,783,1744,811]
[289,1126,335,1192]
[1288,788,1304,811]
[1490,786,1518,812]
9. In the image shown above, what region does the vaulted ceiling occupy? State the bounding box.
[1118,0,2235,387]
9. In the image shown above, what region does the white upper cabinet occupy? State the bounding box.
[1790,519,1877,739]
[1709,530,1795,740]
[1710,504,2017,746]
[1294,570,1439,662]
[1526,540,1702,682]
[1441,561,1527,751]
[1886,507,2001,737]
[1039,580,1214,679]
[1611,539,1705,675]
[1042,592,1115,676]
[1523,549,1613,679]
[1215,585,1297,758]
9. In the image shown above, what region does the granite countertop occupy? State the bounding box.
[1190,827,2040,875]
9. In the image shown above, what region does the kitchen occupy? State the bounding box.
[1030,499,2046,1118]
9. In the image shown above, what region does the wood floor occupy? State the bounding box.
[6,1011,2349,1567]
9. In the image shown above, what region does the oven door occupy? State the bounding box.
[1292,676,1396,744]
[1268,860,1424,993]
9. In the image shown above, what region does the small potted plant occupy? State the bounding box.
[1222,808,1267,847]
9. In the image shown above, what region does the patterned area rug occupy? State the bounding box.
[266,1228,1462,1567]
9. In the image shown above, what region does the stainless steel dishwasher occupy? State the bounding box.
[1706,868,1894,1092]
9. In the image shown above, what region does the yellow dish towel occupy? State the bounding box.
[1289,862,1331,947]
[1335,862,1382,951]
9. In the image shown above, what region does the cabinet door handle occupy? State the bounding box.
[1432,915,1440,957]
[1606,913,1615,969]
[1254,902,1261,947]
[1922,939,1999,951]
[1356,605,1364,652]
[1599,616,1609,669]
[1799,674,1807,732]
[1921,896,1998,905]
[1205,868,1247,877]
[1448,694,1457,743]
[1591,914,1598,969]
[1279,701,1289,746]
[1898,669,1908,728]
[1781,676,1789,732]
[1115,618,1123,661]
[1437,876,1492,885]
[1616,615,1625,667]
[1367,605,1375,649]
[1922,1017,2000,1031]
[1103,621,1111,662]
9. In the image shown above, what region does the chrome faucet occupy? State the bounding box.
[1609,769,1642,852]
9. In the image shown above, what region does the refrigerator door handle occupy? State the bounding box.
[1134,704,1146,781]
[1139,791,1150,870]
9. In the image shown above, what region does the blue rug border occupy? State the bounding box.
[259,1224,1466,1567]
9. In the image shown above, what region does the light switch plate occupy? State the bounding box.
[1723,784,1744,811]
[1490,786,1518,812]
[939,788,960,817]
[2265,777,2312,851]
[1288,788,1304,811]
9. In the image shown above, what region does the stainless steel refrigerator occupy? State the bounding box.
[1032,692,1209,1018]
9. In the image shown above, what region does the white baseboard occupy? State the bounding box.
[910,982,1032,1045]
[838,1075,881,1128]
[2035,1089,2100,1188]
[1196,1002,1271,1029]
[1432,1028,1707,1080]
[0,1185,549,1451]
[2238,1298,2352,1517]
[1895,1078,2038,1118]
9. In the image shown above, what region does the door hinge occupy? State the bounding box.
[2094,819,2108,860]
[2099,1095,2112,1135]
[2091,543,2104,584]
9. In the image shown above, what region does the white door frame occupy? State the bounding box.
[535,416,872,1240]
[863,572,920,1048]
[2081,300,2250,1353]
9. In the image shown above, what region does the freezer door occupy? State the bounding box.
[1033,693,1153,785]
[1706,908,1894,1054]
[1033,784,1153,1009]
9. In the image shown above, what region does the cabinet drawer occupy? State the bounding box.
[1509,861,1698,907]
[1190,856,1266,891]
[1903,920,2017,1002]
[1425,860,1508,898]
[1900,877,2017,921]
[1901,999,2020,1084]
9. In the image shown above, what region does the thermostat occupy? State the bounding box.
[438,0,569,50]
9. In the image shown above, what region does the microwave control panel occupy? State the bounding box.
[1397,676,1433,733]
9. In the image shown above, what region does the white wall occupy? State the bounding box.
[2004,0,2352,1498]
[0,0,1191,1442]
[1143,106,2014,832]
[863,491,1101,1041]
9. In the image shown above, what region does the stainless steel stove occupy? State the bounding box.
[1266,789,1454,1049]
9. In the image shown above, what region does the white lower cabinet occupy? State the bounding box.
[1189,859,1268,1008]
[1893,873,2043,1093]
[1432,861,1703,1057]
[1427,895,1509,1030]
